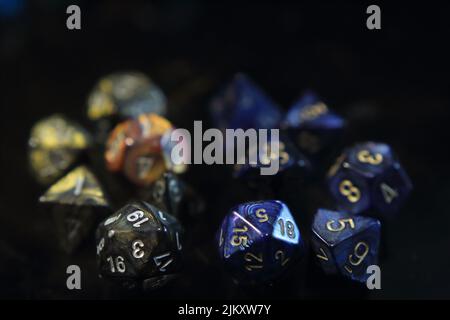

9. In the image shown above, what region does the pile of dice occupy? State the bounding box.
[29,71,412,292]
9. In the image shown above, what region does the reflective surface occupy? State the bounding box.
[217,200,305,285]
[311,208,381,283]
[328,142,413,216]
[96,201,183,290]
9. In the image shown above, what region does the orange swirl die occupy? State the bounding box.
[105,114,175,186]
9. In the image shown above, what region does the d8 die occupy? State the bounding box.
[28,114,91,185]
[96,201,183,290]
[311,209,381,282]
[327,142,413,215]
[282,91,345,157]
[105,113,186,186]
[39,166,110,253]
[217,200,305,285]
[209,73,282,132]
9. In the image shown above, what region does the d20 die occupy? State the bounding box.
[217,200,305,285]
[96,201,183,290]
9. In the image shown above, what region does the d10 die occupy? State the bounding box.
[28,114,91,185]
[282,91,345,157]
[39,166,110,253]
[105,113,186,186]
[217,200,305,285]
[311,209,381,283]
[209,73,282,132]
[96,201,183,290]
[328,141,413,215]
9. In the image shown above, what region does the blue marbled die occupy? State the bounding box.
[311,208,381,283]
[217,200,305,284]
[209,73,283,131]
[282,91,346,156]
[328,141,413,216]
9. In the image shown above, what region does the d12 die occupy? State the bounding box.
[28,114,92,185]
[96,201,183,290]
[39,166,110,253]
[282,91,345,157]
[311,209,381,283]
[105,113,186,186]
[327,142,413,215]
[209,73,282,132]
[217,200,305,285]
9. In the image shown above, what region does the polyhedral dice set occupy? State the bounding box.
[29,71,412,295]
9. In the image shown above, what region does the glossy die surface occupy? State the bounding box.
[328,142,413,215]
[28,114,91,185]
[105,113,186,186]
[39,166,110,253]
[210,73,282,131]
[217,200,305,285]
[96,201,183,290]
[282,91,345,156]
[87,71,167,121]
[311,209,381,282]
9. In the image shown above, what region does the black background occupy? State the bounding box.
[1,0,449,299]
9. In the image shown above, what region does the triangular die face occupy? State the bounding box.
[220,207,265,259]
[100,201,162,235]
[269,236,304,269]
[271,201,301,245]
[40,166,108,207]
[235,201,280,228]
